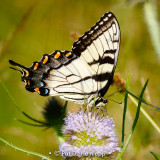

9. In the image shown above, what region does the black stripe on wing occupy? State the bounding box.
[71,12,118,56]
[51,72,111,89]
[88,52,115,65]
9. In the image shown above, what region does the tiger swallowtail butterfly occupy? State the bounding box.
[9,12,120,107]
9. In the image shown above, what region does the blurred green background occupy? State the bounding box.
[0,0,160,159]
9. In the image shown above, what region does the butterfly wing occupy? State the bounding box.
[44,51,98,103]
[9,12,120,106]
[72,12,120,101]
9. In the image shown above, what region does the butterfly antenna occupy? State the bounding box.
[108,98,122,104]
[107,90,122,98]
[9,67,23,74]
[9,60,29,73]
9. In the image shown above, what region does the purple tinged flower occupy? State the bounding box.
[59,111,120,159]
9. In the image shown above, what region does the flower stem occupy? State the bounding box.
[121,74,129,148]
[0,136,53,160]
[116,79,149,160]
[128,94,160,134]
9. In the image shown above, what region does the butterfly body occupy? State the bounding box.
[9,12,120,107]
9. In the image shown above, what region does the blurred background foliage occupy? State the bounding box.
[0,0,160,159]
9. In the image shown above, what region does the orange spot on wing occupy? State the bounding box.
[26,71,29,76]
[34,88,40,94]
[54,53,61,59]
[66,52,71,57]
[27,81,30,86]
[49,70,54,74]
[34,63,39,70]
[43,56,48,64]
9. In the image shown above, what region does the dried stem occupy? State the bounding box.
[0,2,37,56]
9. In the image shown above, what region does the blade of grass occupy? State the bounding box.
[113,74,160,133]
[0,137,53,160]
[128,95,160,134]
[150,151,160,160]
[119,86,160,111]
[116,79,149,160]
[143,0,160,59]
[121,74,129,148]
[0,80,22,112]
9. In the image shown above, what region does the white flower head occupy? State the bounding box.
[59,111,120,159]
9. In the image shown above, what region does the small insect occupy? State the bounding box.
[9,12,120,107]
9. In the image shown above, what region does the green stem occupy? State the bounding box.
[129,95,160,134]
[0,137,53,160]
[116,79,149,160]
[121,74,129,148]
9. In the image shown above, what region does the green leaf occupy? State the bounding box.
[116,79,149,160]
[150,151,160,160]
[121,74,129,148]
[119,83,160,111]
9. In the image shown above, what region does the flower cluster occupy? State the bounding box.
[59,111,120,159]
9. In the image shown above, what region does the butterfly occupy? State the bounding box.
[9,12,120,107]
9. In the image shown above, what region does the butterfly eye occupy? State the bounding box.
[103,100,108,104]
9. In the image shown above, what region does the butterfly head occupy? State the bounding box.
[94,97,108,108]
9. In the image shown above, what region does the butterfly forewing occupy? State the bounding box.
[72,12,120,98]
